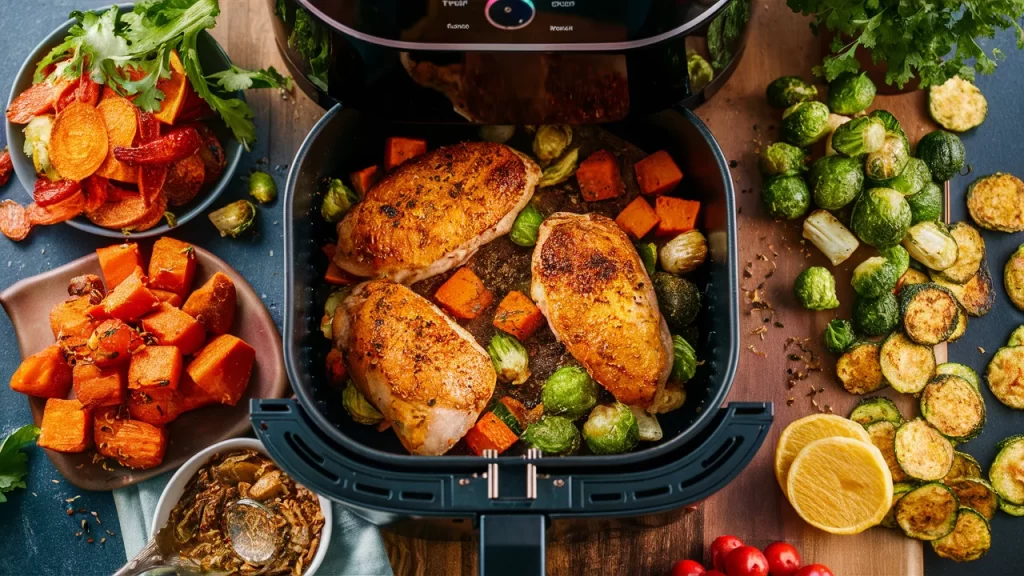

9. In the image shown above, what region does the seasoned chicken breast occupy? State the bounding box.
[334,141,541,285]
[531,213,672,407]
[334,279,496,455]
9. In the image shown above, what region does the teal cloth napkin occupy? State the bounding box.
[113,474,394,576]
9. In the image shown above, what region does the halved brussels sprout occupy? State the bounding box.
[824,113,852,157]
[794,266,840,310]
[830,116,886,157]
[688,52,715,92]
[874,157,931,196]
[343,382,384,425]
[583,402,639,455]
[321,178,359,223]
[766,76,818,109]
[648,382,687,414]
[868,109,904,137]
[209,200,257,238]
[487,332,531,385]
[659,230,708,275]
[541,366,599,419]
[538,148,579,188]
[629,406,664,442]
[824,318,856,353]
[829,72,876,115]
[671,335,698,383]
[865,134,911,181]
[759,142,807,177]
[248,171,278,204]
[532,125,573,165]
[781,101,831,147]
[320,288,350,339]
[903,221,959,271]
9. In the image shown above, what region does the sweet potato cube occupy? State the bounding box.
[152,51,188,125]
[635,150,684,196]
[493,291,545,341]
[325,348,348,387]
[186,335,256,406]
[351,165,380,196]
[38,399,93,453]
[96,243,142,290]
[10,345,72,398]
[148,237,197,298]
[94,407,124,459]
[464,412,519,456]
[384,137,428,171]
[128,346,183,390]
[127,387,181,427]
[325,261,359,286]
[615,196,661,240]
[108,419,168,469]
[73,363,125,408]
[177,373,219,413]
[104,267,160,322]
[655,196,701,236]
[86,301,111,321]
[89,319,143,367]
[150,289,183,308]
[576,150,624,202]
[182,272,236,335]
[141,303,207,355]
[434,267,494,320]
[49,296,99,354]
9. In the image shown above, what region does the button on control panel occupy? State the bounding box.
[485,0,536,30]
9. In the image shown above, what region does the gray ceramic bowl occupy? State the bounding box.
[4,5,243,238]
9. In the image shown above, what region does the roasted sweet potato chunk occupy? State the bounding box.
[38,399,93,453]
[127,386,180,427]
[141,302,206,355]
[182,272,236,335]
[128,345,183,390]
[104,266,160,322]
[150,289,183,308]
[105,418,167,469]
[96,243,143,290]
[186,334,255,406]
[148,237,197,298]
[9,345,72,398]
[50,296,99,355]
[177,373,219,413]
[88,319,143,367]
[73,363,126,408]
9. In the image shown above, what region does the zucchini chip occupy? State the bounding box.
[947,478,998,520]
[899,283,960,345]
[895,419,955,481]
[867,420,909,483]
[999,499,1024,517]
[931,508,991,562]
[1005,244,1024,311]
[930,266,994,317]
[920,375,986,441]
[882,482,919,529]
[935,363,981,390]
[966,173,1024,233]
[902,221,958,272]
[1008,325,1024,346]
[929,76,988,132]
[946,304,968,343]
[985,347,1024,409]
[935,222,984,284]
[989,435,1024,505]
[943,451,983,484]
[849,396,904,426]
[880,332,936,394]
[895,268,929,295]
[837,341,887,395]
[895,482,959,540]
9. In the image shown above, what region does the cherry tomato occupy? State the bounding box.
[710,535,744,571]
[671,559,706,576]
[763,542,802,576]
[793,565,834,576]
[724,546,769,576]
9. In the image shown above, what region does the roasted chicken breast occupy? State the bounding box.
[531,213,672,407]
[334,141,541,285]
[334,279,496,455]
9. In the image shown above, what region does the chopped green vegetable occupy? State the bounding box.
[636,242,658,276]
[794,266,840,311]
[671,335,698,383]
[583,402,639,455]
[807,155,864,211]
[651,272,701,330]
[659,231,707,275]
[532,125,573,165]
[208,199,256,238]
[762,175,811,220]
[687,52,714,92]
[706,0,750,71]
[320,288,349,339]
[541,366,599,419]
[207,65,292,92]
[902,221,959,271]
[824,113,852,156]
[248,171,277,204]
[853,292,900,336]
[538,148,579,188]
[765,76,818,109]
[824,319,856,353]
[830,116,885,157]
[487,332,531,385]
[828,72,876,115]
[907,182,944,225]
[916,131,966,181]
[0,425,41,503]
[288,5,330,92]
[758,142,807,177]
[510,204,544,247]
[321,178,358,223]
[342,382,383,425]
[780,101,832,147]
[522,416,580,456]
[850,187,912,249]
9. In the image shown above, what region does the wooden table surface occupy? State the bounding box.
[212,1,938,574]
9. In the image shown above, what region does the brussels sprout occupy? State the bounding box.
[583,402,639,455]
[649,382,687,414]
[23,114,59,180]
[248,171,277,204]
[916,130,966,181]
[803,209,859,265]
[830,117,886,157]
[865,134,911,181]
[884,245,911,277]
[688,52,715,92]
[794,266,840,310]
[209,200,257,238]
[629,406,664,442]
[652,272,701,330]
[659,230,708,275]
[824,113,851,157]
[321,178,359,223]
[850,187,912,249]
[907,182,944,225]
[320,288,350,339]
[828,72,876,115]
[510,204,544,247]
[759,142,807,177]
[781,101,831,147]
[873,158,931,198]
[541,366,599,419]
[671,335,698,383]
[868,110,904,137]
[521,416,581,456]
[533,125,573,165]
[902,221,959,271]
[807,155,864,211]
[479,125,516,144]
[487,332,531,385]
[853,292,900,336]
[762,175,811,220]
[766,76,818,109]
[824,319,856,353]
[636,242,658,276]
[538,148,578,188]
[852,256,901,298]
[342,382,383,425]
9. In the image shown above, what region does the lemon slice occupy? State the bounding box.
[774,413,871,492]
[787,436,893,535]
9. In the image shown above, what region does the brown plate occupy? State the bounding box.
[0,243,288,490]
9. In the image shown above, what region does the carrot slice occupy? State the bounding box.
[163,153,205,206]
[25,192,85,225]
[32,177,81,207]
[654,196,701,236]
[82,176,110,213]
[384,137,428,171]
[0,200,32,241]
[576,150,624,202]
[434,267,494,320]
[6,82,55,124]
[9,345,72,398]
[96,243,142,290]
[614,196,661,239]
[50,101,108,181]
[325,261,359,286]
[464,412,519,456]
[37,399,93,453]
[325,348,348,387]
[73,363,126,408]
[182,272,236,335]
[0,148,13,188]
[148,237,197,297]
[152,51,188,125]
[86,189,165,231]
[94,95,139,183]
[493,291,545,341]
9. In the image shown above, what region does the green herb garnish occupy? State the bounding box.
[0,425,41,504]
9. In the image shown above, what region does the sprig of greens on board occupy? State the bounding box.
[0,425,41,504]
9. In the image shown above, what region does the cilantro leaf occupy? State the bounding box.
[0,425,41,504]
[180,30,256,149]
[206,65,293,92]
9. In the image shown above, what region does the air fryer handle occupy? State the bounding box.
[479,515,546,576]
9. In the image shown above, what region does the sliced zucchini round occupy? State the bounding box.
[895,419,955,481]
[882,482,919,529]
[929,76,987,132]
[920,375,986,441]
[943,451,983,484]
[899,283,960,345]
[930,263,995,317]
[880,332,936,394]
[896,268,930,295]
[867,420,909,483]
[902,221,958,271]
[1007,325,1024,346]
[837,341,887,395]
[931,507,991,562]
[935,222,984,284]
[935,363,981,390]
[989,435,1024,505]
[985,347,1024,409]
[946,304,968,343]
[895,482,959,540]
[849,396,903,426]
[999,499,1024,516]
[1005,244,1024,312]
[947,478,998,520]
[966,173,1024,233]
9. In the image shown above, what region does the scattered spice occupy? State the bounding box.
[65,495,80,503]
[787,398,795,406]
[978,347,985,354]
[747,344,767,358]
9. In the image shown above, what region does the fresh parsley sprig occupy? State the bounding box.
[0,425,41,504]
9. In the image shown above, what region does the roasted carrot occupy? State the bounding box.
[141,302,207,356]
[88,319,143,367]
[192,124,225,185]
[127,386,181,427]
[73,363,125,408]
[6,82,55,124]
[576,150,624,202]
[106,418,167,469]
[615,196,661,240]
[94,94,139,183]
[177,373,218,413]
[150,289,183,308]
[0,199,31,241]
[37,399,93,453]
[148,237,197,298]
[493,291,545,341]
[25,191,85,225]
[350,165,380,196]
[9,345,72,398]
[654,196,700,236]
[32,177,81,207]
[82,176,110,213]
[151,51,188,124]
[50,101,108,182]
[163,153,205,206]
[186,334,256,406]
[464,412,519,456]
[0,148,12,188]
[96,243,143,290]
[325,261,359,286]
[128,345,183,390]
[56,76,100,111]
[635,151,684,196]
[104,266,160,322]
[87,188,167,231]
[113,127,202,166]
[434,267,494,320]
[325,348,348,387]
[384,137,428,171]
[182,272,236,335]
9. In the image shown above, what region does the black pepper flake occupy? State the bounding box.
[774,321,785,328]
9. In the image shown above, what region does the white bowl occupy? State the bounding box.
[151,437,332,576]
